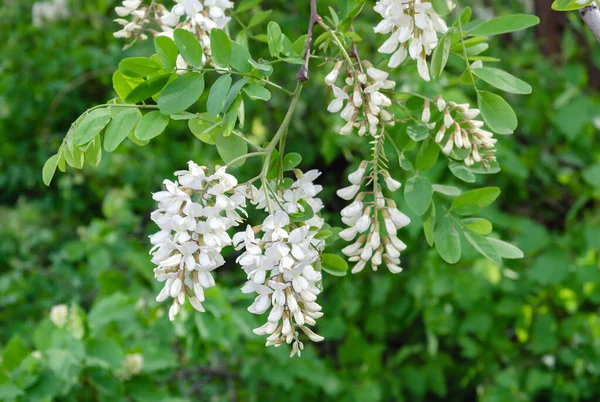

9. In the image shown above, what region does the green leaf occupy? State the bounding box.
[472,67,532,94]
[431,0,452,15]
[135,111,170,141]
[73,108,112,146]
[223,79,248,113]
[527,250,568,285]
[432,184,462,197]
[2,335,31,371]
[42,154,59,186]
[0,384,24,399]
[488,238,524,259]
[406,124,430,141]
[450,187,501,215]
[289,199,314,222]
[118,57,162,77]
[210,29,232,67]
[552,0,593,11]
[415,138,440,171]
[470,14,540,36]
[462,217,493,235]
[216,130,247,166]
[430,32,452,78]
[125,73,172,104]
[434,214,461,264]
[157,72,205,115]
[112,71,144,100]
[154,36,178,70]
[236,0,261,13]
[230,41,252,73]
[86,338,125,371]
[243,84,272,101]
[174,28,204,68]
[321,253,349,276]
[65,142,85,169]
[423,202,436,247]
[464,230,501,264]
[88,293,135,331]
[103,108,141,152]
[85,136,103,167]
[189,116,220,144]
[477,91,518,134]
[221,95,241,137]
[207,74,232,116]
[249,59,273,76]
[449,162,476,182]
[267,21,283,57]
[404,176,433,216]
[248,9,272,28]
[283,152,302,170]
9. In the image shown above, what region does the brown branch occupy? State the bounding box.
[296,0,321,81]
[348,25,364,74]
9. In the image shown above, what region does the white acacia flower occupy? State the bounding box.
[427,97,497,168]
[236,169,326,357]
[150,162,246,321]
[325,59,396,137]
[327,86,349,113]
[374,0,453,81]
[337,162,410,274]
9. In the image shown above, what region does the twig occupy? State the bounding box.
[296,0,321,81]
[579,2,600,43]
[348,25,364,74]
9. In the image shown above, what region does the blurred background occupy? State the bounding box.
[1,0,600,400]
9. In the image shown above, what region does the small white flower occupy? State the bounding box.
[337,184,361,200]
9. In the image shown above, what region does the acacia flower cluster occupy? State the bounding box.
[325,61,396,136]
[234,170,326,357]
[159,0,234,67]
[373,0,452,81]
[114,0,150,39]
[114,0,234,63]
[150,162,247,321]
[422,97,497,167]
[337,162,410,274]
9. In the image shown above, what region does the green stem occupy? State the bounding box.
[225,151,265,168]
[258,82,304,213]
[260,82,303,179]
[317,20,357,72]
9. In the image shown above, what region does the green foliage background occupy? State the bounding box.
[2,0,600,400]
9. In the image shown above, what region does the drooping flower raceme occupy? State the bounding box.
[158,0,234,67]
[325,57,411,274]
[113,0,234,66]
[373,0,453,81]
[233,170,326,357]
[114,0,149,39]
[150,162,246,320]
[337,161,410,274]
[325,61,396,137]
[422,97,497,168]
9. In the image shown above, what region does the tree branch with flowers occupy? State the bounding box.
[43,0,542,357]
